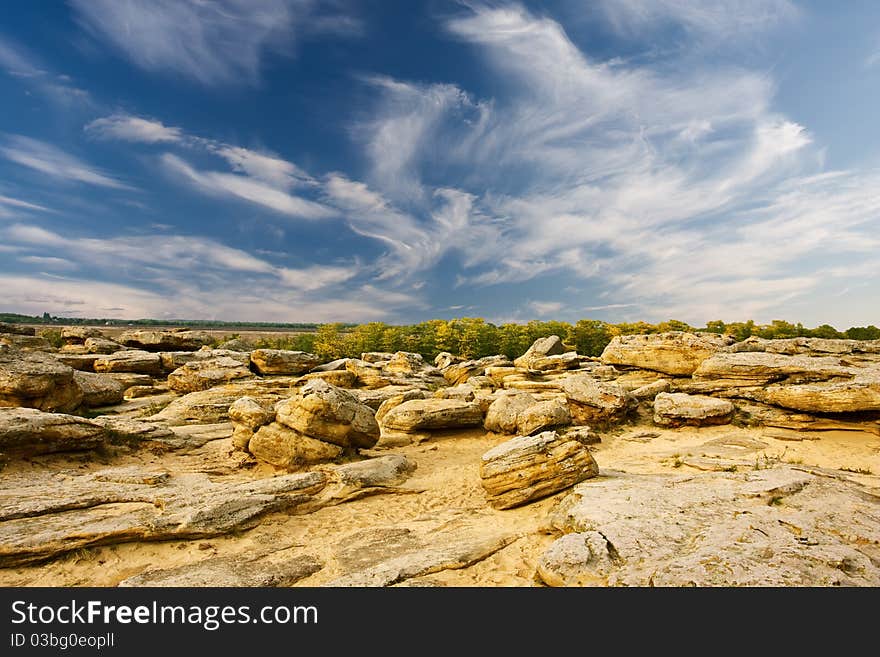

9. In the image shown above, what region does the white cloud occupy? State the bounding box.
[0,135,132,190]
[277,264,358,291]
[16,255,78,271]
[85,114,182,143]
[161,153,335,219]
[0,36,93,107]
[69,0,357,86]
[528,300,564,316]
[0,194,50,218]
[211,145,315,189]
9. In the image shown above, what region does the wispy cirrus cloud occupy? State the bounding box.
[0,135,132,190]
[70,0,360,86]
[0,35,93,107]
[85,114,182,143]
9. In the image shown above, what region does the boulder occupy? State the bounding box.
[60,326,104,344]
[73,371,125,407]
[93,350,162,375]
[310,358,351,372]
[361,352,394,363]
[518,398,572,435]
[250,349,322,376]
[0,407,104,457]
[167,357,254,393]
[228,396,275,430]
[560,375,637,426]
[294,369,357,388]
[249,422,343,469]
[0,322,35,336]
[103,373,155,389]
[215,337,253,352]
[117,329,214,352]
[0,346,82,412]
[83,337,123,354]
[484,391,541,434]
[0,334,52,350]
[434,352,460,369]
[54,354,100,371]
[758,375,880,414]
[380,398,484,432]
[693,352,854,387]
[345,359,392,388]
[383,351,431,375]
[631,379,671,400]
[148,386,283,426]
[480,430,599,509]
[601,331,732,376]
[513,335,567,369]
[442,355,512,386]
[653,392,735,427]
[536,531,620,587]
[527,352,581,372]
[275,379,379,449]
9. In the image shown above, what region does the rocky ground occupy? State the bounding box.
[1,325,878,586]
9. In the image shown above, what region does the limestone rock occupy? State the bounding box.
[0,346,82,412]
[148,385,283,425]
[518,398,571,435]
[250,349,322,375]
[513,335,566,369]
[560,375,636,426]
[331,454,416,489]
[545,467,880,586]
[0,407,104,458]
[352,386,425,410]
[120,553,322,587]
[73,371,125,407]
[104,372,155,389]
[83,337,123,354]
[361,352,394,363]
[653,392,734,427]
[442,355,512,386]
[117,329,214,352]
[294,369,357,388]
[310,358,350,372]
[380,398,484,432]
[93,350,162,375]
[434,352,460,369]
[601,331,732,376]
[0,334,52,350]
[228,396,275,430]
[693,352,854,387]
[562,426,599,445]
[536,531,620,587]
[249,422,343,469]
[480,430,599,509]
[631,379,671,400]
[383,351,432,376]
[60,327,104,344]
[275,379,379,449]
[54,354,100,371]
[167,356,253,393]
[527,352,580,372]
[345,359,392,388]
[759,375,880,413]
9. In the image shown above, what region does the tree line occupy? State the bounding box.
[250,318,880,361]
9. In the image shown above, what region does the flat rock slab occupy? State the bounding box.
[542,466,880,586]
[120,552,323,587]
[0,407,105,458]
[653,392,735,427]
[381,398,484,432]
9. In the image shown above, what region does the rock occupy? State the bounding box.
[309,358,350,372]
[332,455,417,489]
[562,426,599,445]
[601,331,733,376]
[653,392,735,427]
[0,407,104,458]
[631,379,671,400]
[0,334,52,350]
[103,373,155,389]
[73,371,125,407]
[275,379,379,449]
[758,375,880,413]
[117,329,214,352]
[0,346,82,412]
[215,337,253,351]
[167,356,254,393]
[83,337,123,354]
[381,398,484,432]
[120,553,322,587]
[0,322,35,336]
[93,350,162,375]
[123,385,163,399]
[54,354,100,371]
[434,352,460,369]
[374,391,429,448]
[0,469,327,566]
[148,386,284,425]
[361,352,394,363]
[513,335,566,369]
[480,430,599,509]
[250,349,322,375]
[734,400,880,435]
[731,336,880,358]
[294,369,357,388]
[345,359,392,388]
[560,375,637,426]
[545,467,880,586]
[442,355,512,386]
[60,326,104,344]
[484,366,521,386]
[484,391,540,434]
[693,352,854,387]
[158,349,250,372]
[352,386,424,410]
[527,352,580,372]
[433,384,476,402]
[536,531,620,587]
[228,396,275,430]
[383,351,431,375]
[249,422,343,469]
[518,398,571,435]
[90,417,176,448]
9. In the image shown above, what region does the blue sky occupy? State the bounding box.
[0,0,878,328]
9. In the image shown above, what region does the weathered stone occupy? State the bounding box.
[215,337,254,352]
[54,354,100,371]
[383,351,431,376]
[123,385,163,399]
[518,398,571,435]
[0,322,35,336]
[117,329,214,352]
[352,386,424,410]
[731,336,880,358]
[250,349,322,375]
[361,352,394,363]
[693,352,854,386]
[434,352,460,369]
[513,335,566,369]
[537,531,620,587]
[631,379,671,400]
[381,398,484,432]
[231,426,253,451]
[759,375,880,413]
[0,334,52,350]
[104,372,154,389]
[332,455,417,489]
[60,326,104,344]
[546,467,880,586]
[0,346,82,412]
[527,352,580,372]
[346,359,392,388]
[0,407,104,457]
[433,384,476,402]
[249,422,343,469]
[167,356,253,393]
[90,417,176,447]
[228,396,274,430]
[294,369,357,388]
[120,553,323,587]
[480,430,599,509]
[560,375,637,426]
[83,337,123,354]
[310,358,350,372]
[653,392,735,427]
[73,371,125,407]
[562,426,599,445]
[148,386,283,425]
[276,379,379,449]
[485,392,538,434]
[601,331,732,376]
[93,350,162,375]
[442,355,512,386]
[484,366,522,386]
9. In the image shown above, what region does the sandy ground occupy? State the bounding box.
[2,418,877,588]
